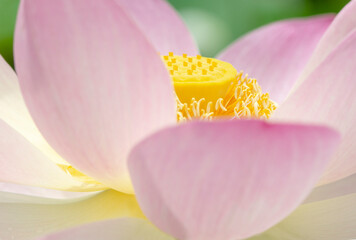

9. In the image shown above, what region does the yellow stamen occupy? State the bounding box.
[57,164,106,189]
[161,53,277,122]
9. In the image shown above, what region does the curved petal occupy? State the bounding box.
[128,120,339,240]
[14,0,176,194]
[0,183,94,199]
[248,193,356,240]
[0,56,103,191]
[115,0,198,56]
[273,29,356,185]
[0,118,105,191]
[0,190,144,240]
[38,218,173,240]
[296,0,356,89]
[305,173,356,203]
[0,56,67,165]
[218,15,333,104]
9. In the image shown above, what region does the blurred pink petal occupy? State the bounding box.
[297,0,356,88]
[39,218,173,240]
[129,120,339,240]
[249,193,356,240]
[0,190,144,240]
[218,15,333,103]
[0,118,105,191]
[273,29,356,185]
[15,0,176,193]
[115,0,198,55]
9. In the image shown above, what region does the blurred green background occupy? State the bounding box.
[0,0,351,66]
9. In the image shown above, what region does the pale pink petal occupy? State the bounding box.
[296,1,356,89]
[15,0,176,194]
[128,120,339,240]
[0,190,144,240]
[38,218,173,240]
[115,0,198,55]
[273,29,356,185]
[0,119,105,191]
[249,193,356,240]
[0,56,70,166]
[0,56,104,191]
[218,15,333,103]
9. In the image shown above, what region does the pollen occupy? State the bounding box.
[161,53,277,122]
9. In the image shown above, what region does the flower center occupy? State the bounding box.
[161,52,277,121]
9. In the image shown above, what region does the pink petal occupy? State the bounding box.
[0,119,105,191]
[249,193,356,240]
[0,55,69,166]
[39,218,173,240]
[128,120,339,240]
[218,15,333,104]
[15,0,176,193]
[115,0,198,55]
[0,56,104,192]
[296,1,356,89]
[273,29,356,185]
[0,190,145,240]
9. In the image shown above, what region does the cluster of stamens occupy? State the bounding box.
[161,52,277,122]
[58,52,277,185]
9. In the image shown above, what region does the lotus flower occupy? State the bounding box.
[1,0,356,239]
